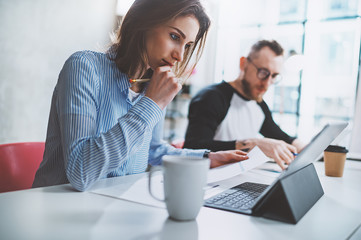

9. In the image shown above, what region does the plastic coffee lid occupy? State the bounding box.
[325,145,348,153]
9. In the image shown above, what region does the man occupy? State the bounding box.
[184,40,305,169]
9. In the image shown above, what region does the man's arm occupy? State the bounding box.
[236,138,297,169]
[234,101,302,169]
[258,101,296,144]
[291,138,306,152]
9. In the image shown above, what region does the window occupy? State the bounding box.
[212,0,361,147]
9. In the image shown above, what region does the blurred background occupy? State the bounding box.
[1,0,360,156]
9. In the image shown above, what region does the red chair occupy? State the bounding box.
[0,142,45,193]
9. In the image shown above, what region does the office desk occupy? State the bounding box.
[0,161,360,240]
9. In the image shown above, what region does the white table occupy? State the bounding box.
[0,161,361,240]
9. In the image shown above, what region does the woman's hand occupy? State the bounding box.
[208,150,249,168]
[145,66,182,110]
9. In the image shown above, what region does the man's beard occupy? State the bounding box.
[241,78,264,102]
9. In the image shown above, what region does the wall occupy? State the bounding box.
[0,0,117,144]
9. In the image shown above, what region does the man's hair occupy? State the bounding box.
[248,40,284,59]
[110,0,211,79]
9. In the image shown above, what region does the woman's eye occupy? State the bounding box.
[185,44,191,49]
[170,33,179,41]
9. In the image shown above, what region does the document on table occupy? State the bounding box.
[89,146,269,208]
[117,173,165,208]
[207,146,269,183]
[89,172,166,208]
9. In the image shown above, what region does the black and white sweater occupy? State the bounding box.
[184,81,295,151]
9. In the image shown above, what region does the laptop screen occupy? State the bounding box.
[279,122,348,179]
[250,122,348,208]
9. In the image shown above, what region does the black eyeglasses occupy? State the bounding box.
[246,57,282,84]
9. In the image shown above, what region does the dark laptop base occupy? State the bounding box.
[254,163,324,223]
[205,163,324,224]
[205,123,347,224]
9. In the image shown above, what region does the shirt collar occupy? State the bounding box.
[223,80,251,101]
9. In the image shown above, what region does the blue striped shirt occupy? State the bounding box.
[33,50,205,191]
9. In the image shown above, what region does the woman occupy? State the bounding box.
[33,0,248,191]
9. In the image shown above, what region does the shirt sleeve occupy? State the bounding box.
[148,109,206,166]
[57,53,163,191]
[258,101,296,144]
[183,87,236,151]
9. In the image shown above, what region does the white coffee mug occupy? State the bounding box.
[148,155,210,221]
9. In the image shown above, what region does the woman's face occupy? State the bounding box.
[145,15,200,70]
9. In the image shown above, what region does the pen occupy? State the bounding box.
[261,168,282,173]
[129,78,150,83]
[292,152,298,156]
[129,78,185,84]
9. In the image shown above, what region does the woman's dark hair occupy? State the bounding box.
[111,0,211,79]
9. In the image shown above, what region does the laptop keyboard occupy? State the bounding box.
[205,182,269,211]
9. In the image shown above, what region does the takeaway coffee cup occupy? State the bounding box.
[324,145,348,177]
[148,155,210,221]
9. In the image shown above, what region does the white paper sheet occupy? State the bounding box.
[89,172,166,208]
[89,146,270,208]
[121,173,165,208]
[207,146,270,183]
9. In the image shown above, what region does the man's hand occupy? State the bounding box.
[145,66,182,110]
[251,138,297,170]
[292,138,306,152]
[208,150,249,168]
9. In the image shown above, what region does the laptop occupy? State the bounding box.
[204,122,348,223]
